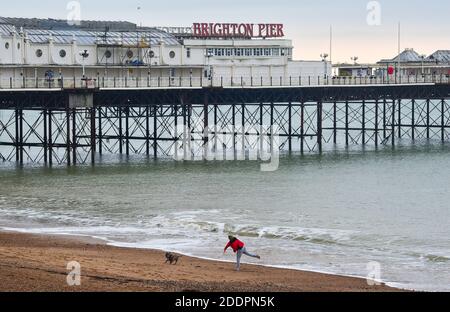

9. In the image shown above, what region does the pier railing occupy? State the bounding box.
[1,74,449,90]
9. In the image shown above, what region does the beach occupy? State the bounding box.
[0,231,401,292]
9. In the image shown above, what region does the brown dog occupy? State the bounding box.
[165,252,182,265]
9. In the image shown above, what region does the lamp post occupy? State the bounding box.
[80,49,89,79]
[350,56,359,77]
[420,54,426,77]
[320,53,329,79]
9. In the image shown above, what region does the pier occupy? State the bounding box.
[1,77,450,165]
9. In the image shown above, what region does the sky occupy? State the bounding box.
[2,0,449,63]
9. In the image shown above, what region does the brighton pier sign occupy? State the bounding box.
[192,23,284,38]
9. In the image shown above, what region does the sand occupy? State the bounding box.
[0,231,402,292]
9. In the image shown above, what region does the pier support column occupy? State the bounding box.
[118,108,123,155]
[90,107,96,164]
[241,103,245,160]
[333,101,337,145]
[398,99,402,139]
[43,109,48,164]
[345,100,349,146]
[383,99,387,140]
[317,101,323,153]
[146,106,150,156]
[66,109,71,166]
[48,110,53,166]
[125,107,130,156]
[441,99,445,142]
[15,109,19,163]
[391,99,396,147]
[426,99,430,140]
[300,101,305,154]
[259,103,264,156]
[153,105,158,158]
[375,100,379,147]
[98,107,103,156]
[19,109,23,164]
[362,100,366,145]
[411,99,415,141]
[232,103,236,154]
[72,108,77,165]
[288,102,292,151]
[203,92,209,159]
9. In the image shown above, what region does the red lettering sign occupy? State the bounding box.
[192,23,284,38]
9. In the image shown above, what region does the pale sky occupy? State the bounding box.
[2,0,449,63]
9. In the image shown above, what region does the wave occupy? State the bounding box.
[408,252,450,263]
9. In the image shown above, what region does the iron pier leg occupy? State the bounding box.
[19,109,23,164]
[442,99,445,142]
[398,99,402,139]
[345,100,349,146]
[232,103,236,155]
[126,107,130,156]
[146,106,150,156]
[300,101,305,154]
[15,109,19,163]
[391,100,396,147]
[48,110,53,166]
[43,109,48,164]
[260,103,263,157]
[153,105,158,158]
[119,108,123,155]
[333,101,337,145]
[66,109,71,166]
[288,102,292,151]
[98,107,103,155]
[375,100,379,147]
[174,101,178,159]
[411,100,415,141]
[72,108,77,165]
[362,100,366,145]
[426,99,430,140]
[204,92,209,159]
[90,107,96,164]
[317,101,323,153]
[241,103,245,159]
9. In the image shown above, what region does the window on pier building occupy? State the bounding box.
[272,48,280,56]
[186,48,191,58]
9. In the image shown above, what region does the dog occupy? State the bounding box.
[165,252,182,265]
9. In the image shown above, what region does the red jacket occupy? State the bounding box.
[224,239,245,253]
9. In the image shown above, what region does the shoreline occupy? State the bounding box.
[0,230,404,292]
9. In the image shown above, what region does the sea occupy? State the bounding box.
[0,142,449,291]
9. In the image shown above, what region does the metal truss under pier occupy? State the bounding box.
[1,84,450,165]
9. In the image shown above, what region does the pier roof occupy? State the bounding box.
[0,17,180,46]
[427,50,450,63]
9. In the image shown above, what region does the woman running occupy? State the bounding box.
[224,235,261,271]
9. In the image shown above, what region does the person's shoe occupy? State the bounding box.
[256,255,261,260]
